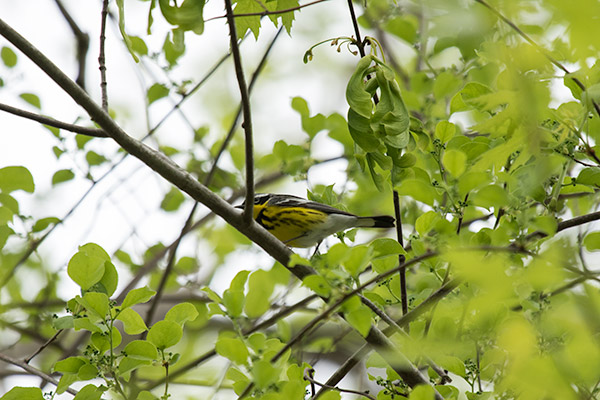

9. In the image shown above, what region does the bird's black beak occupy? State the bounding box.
[234,203,244,209]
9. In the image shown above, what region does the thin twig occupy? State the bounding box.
[54,0,89,89]
[0,352,78,396]
[393,191,408,316]
[99,0,109,110]
[25,330,63,364]
[0,102,107,137]
[359,295,451,384]
[304,367,376,400]
[224,0,255,225]
[205,0,329,22]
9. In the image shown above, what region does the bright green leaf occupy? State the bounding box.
[0,166,34,193]
[1,46,17,67]
[165,302,199,326]
[116,307,148,335]
[147,320,182,349]
[122,286,156,309]
[216,336,250,365]
[442,149,467,177]
[0,387,44,400]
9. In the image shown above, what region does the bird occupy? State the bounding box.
[236,193,395,248]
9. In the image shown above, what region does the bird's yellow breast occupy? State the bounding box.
[253,204,328,246]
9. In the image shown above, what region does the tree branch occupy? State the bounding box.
[54,0,90,90]
[98,0,109,110]
[0,102,107,137]
[224,0,255,225]
[0,352,78,396]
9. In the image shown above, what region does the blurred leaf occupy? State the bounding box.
[160,187,185,212]
[216,336,249,365]
[0,166,34,193]
[19,93,41,109]
[1,46,17,67]
[52,169,75,185]
[147,83,170,104]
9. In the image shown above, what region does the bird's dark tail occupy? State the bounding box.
[357,215,395,228]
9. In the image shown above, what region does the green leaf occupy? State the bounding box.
[52,169,75,186]
[0,387,44,400]
[118,356,151,375]
[370,238,405,258]
[122,287,156,309]
[245,270,275,318]
[223,289,245,317]
[160,187,185,212]
[73,317,104,333]
[342,245,371,277]
[52,315,74,330]
[435,121,456,143]
[97,261,118,296]
[56,373,79,394]
[1,46,17,67]
[81,292,109,320]
[116,307,148,334]
[251,360,279,389]
[159,0,205,33]
[77,363,99,380]
[302,275,331,297]
[19,93,41,109]
[433,71,462,100]
[124,340,158,361]
[54,357,86,373]
[0,206,13,224]
[165,302,199,326]
[233,0,262,39]
[147,320,182,349]
[32,217,60,233]
[471,185,510,210]
[442,149,467,177]
[130,36,149,56]
[215,336,249,365]
[136,391,159,400]
[408,384,436,399]
[0,166,34,193]
[147,83,170,104]
[584,232,600,251]
[385,16,417,43]
[85,150,108,166]
[345,306,372,337]
[73,384,105,400]
[396,179,438,206]
[115,0,140,62]
[163,30,185,66]
[68,251,106,290]
[346,55,374,118]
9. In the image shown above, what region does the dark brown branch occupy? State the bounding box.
[393,191,408,316]
[0,102,107,137]
[524,210,600,242]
